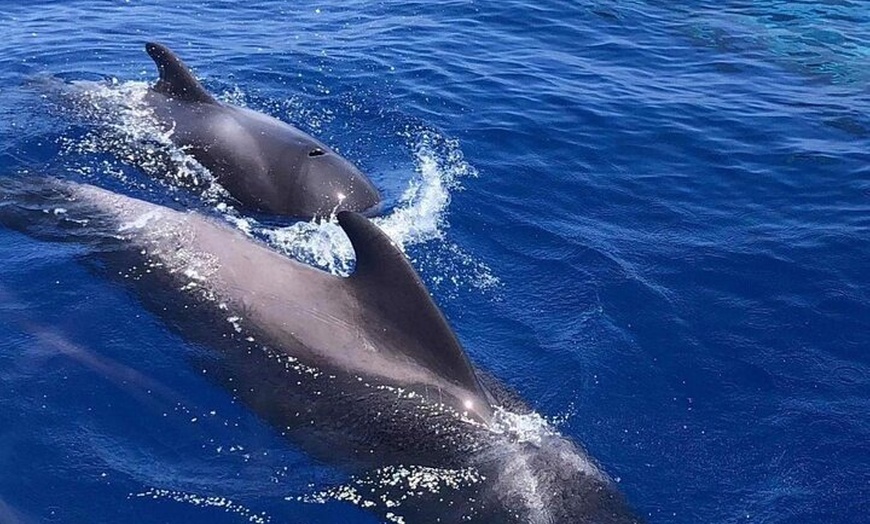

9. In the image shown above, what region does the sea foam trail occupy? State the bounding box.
[53,79,498,290]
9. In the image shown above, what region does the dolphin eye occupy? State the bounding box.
[308,148,326,157]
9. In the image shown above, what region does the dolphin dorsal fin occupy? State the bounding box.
[145,42,216,104]
[338,212,490,404]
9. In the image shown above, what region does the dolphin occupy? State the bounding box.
[0,179,641,523]
[141,42,381,218]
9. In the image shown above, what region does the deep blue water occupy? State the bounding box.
[1,1,869,523]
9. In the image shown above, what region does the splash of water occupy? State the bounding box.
[262,129,479,276]
[488,407,560,447]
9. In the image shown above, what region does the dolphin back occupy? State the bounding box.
[0,178,490,422]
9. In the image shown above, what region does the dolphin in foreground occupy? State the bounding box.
[0,179,641,523]
[142,42,381,218]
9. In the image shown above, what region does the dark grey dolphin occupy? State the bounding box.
[142,42,381,218]
[0,179,641,524]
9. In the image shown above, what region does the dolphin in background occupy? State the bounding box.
[0,178,641,523]
[142,42,381,218]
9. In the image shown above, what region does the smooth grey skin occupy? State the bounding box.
[0,180,641,524]
[143,42,381,218]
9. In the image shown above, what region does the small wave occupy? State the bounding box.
[54,79,499,290]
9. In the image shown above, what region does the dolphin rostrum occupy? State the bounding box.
[0,179,641,523]
[143,42,381,218]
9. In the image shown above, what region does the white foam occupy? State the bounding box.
[488,407,558,447]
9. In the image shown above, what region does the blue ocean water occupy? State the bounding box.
[1,1,868,523]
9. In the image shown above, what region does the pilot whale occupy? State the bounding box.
[142,42,381,218]
[0,179,641,523]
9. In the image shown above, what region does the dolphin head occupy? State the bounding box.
[287,143,381,217]
[142,41,382,218]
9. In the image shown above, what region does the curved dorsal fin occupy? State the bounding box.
[337,212,490,407]
[145,42,216,104]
